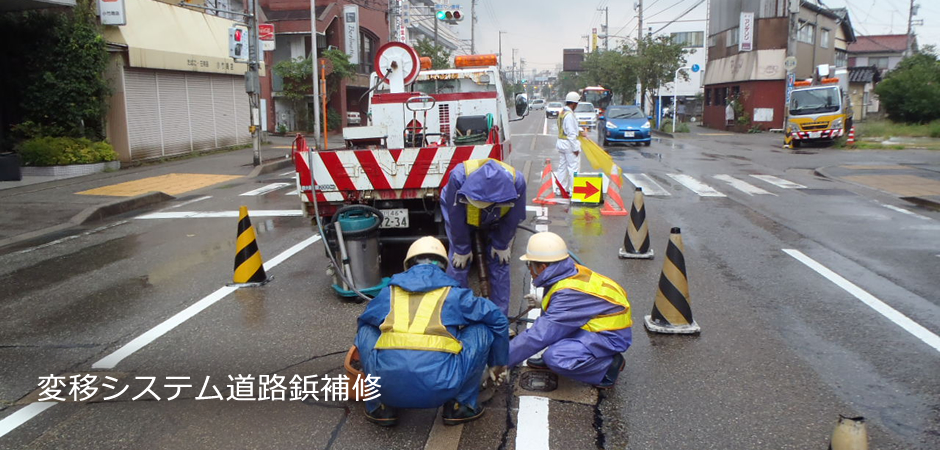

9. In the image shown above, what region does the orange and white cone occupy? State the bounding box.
[846,126,856,145]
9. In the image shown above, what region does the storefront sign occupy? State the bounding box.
[259,23,275,52]
[739,12,754,52]
[99,0,127,26]
[344,5,360,65]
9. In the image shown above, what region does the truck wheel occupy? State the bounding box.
[791,140,801,148]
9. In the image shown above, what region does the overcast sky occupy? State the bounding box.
[445,0,939,72]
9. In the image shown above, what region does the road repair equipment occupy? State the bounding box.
[472,231,490,298]
[644,227,700,334]
[232,206,269,286]
[829,415,868,450]
[784,65,853,148]
[533,158,567,205]
[326,205,389,299]
[619,187,654,259]
[571,173,604,206]
[846,126,856,146]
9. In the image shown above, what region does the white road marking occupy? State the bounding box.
[623,173,671,197]
[666,173,727,197]
[279,171,295,176]
[542,117,548,135]
[165,195,212,209]
[783,249,940,353]
[516,396,550,449]
[877,203,932,221]
[92,234,322,370]
[0,402,57,439]
[714,175,776,196]
[285,190,299,196]
[239,182,292,196]
[750,174,806,189]
[136,210,304,219]
[12,221,130,256]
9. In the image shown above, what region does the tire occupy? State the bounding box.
[643,141,651,147]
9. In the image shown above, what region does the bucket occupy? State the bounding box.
[334,206,382,290]
[344,346,365,401]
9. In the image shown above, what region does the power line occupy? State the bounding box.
[651,0,705,35]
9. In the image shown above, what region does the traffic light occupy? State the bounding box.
[229,26,248,60]
[436,7,463,22]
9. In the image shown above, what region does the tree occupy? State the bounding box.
[581,47,636,103]
[629,35,688,110]
[874,49,940,123]
[413,38,452,70]
[272,57,313,131]
[556,71,581,98]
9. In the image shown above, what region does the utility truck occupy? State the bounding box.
[785,66,852,147]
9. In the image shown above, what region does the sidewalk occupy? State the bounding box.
[0,132,342,249]
[815,164,940,210]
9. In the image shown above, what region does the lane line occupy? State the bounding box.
[12,221,130,256]
[239,182,292,196]
[0,403,57,439]
[750,174,806,189]
[714,175,776,196]
[92,235,322,370]
[285,190,299,196]
[666,173,727,197]
[165,195,212,209]
[623,173,671,197]
[542,116,548,136]
[515,396,550,449]
[279,171,295,176]
[136,210,304,219]
[783,249,940,353]
[877,202,932,221]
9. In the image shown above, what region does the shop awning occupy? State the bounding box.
[704,49,786,85]
[103,0,261,76]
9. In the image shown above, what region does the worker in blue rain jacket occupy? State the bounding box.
[355,236,510,427]
[441,158,527,316]
[509,232,632,388]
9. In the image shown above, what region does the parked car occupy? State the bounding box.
[530,99,545,110]
[574,102,598,130]
[347,111,362,126]
[598,105,651,147]
[545,101,563,119]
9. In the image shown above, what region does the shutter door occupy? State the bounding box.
[187,73,217,151]
[124,69,163,160]
[233,78,251,145]
[157,72,191,157]
[211,75,237,147]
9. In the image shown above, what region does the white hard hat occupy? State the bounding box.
[404,236,449,269]
[565,92,580,103]
[519,232,569,263]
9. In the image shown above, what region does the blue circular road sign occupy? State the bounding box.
[691,64,700,73]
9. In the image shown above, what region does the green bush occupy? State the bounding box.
[874,52,940,124]
[659,119,689,133]
[16,137,117,166]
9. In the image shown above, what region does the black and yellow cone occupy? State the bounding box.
[829,416,868,450]
[232,206,269,286]
[644,227,700,334]
[618,187,654,259]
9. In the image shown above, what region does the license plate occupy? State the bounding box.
[380,209,409,229]
[809,131,821,138]
[624,131,635,137]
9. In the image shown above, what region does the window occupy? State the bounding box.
[359,30,378,74]
[838,50,849,68]
[870,57,889,70]
[671,31,704,48]
[798,20,815,44]
[820,28,830,48]
[705,88,712,106]
[717,87,727,105]
[727,28,739,46]
[708,34,717,47]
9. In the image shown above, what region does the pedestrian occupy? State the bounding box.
[509,232,632,388]
[441,158,526,316]
[355,237,510,427]
[555,91,585,197]
[725,98,735,130]
[677,101,687,124]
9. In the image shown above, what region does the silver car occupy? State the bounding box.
[545,101,563,118]
[530,99,545,110]
[574,102,598,129]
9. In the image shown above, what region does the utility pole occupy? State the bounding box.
[471,0,477,53]
[310,0,322,150]
[906,0,915,57]
[637,0,645,111]
[434,9,438,45]
[498,31,505,73]
[248,0,262,165]
[598,6,609,51]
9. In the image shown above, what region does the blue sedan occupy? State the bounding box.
[598,105,652,147]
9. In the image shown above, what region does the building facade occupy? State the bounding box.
[653,19,707,121]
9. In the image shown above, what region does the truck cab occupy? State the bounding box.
[786,72,852,147]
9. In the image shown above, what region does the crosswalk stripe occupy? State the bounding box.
[750,174,806,189]
[623,173,671,197]
[516,396,550,449]
[714,175,776,196]
[667,174,727,197]
[239,182,292,196]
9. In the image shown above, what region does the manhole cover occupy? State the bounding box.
[519,370,558,392]
[800,189,856,196]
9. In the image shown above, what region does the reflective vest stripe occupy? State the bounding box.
[463,159,515,227]
[542,265,632,332]
[558,110,570,139]
[375,286,463,354]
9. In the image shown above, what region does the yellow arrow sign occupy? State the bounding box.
[572,174,603,204]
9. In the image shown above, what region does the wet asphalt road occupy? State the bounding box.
[1,113,939,449]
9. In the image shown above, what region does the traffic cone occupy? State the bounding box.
[618,187,654,259]
[644,227,699,334]
[232,206,269,286]
[846,126,856,146]
[829,415,868,450]
[532,158,567,205]
[600,169,628,216]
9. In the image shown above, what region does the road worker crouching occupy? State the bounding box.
[355,237,510,427]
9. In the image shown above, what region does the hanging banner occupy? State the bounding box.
[739,12,754,52]
[98,0,127,26]
[344,4,360,65]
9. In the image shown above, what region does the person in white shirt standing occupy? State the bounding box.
[555,92,585,197]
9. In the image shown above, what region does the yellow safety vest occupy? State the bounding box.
[462,159,515,227]
[375,286,463,354]
[542,265,633,333]
[558,110,572,139]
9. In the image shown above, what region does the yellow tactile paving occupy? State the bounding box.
[841,165,910,170]
[77,173,243,197]
[843,174,940,196]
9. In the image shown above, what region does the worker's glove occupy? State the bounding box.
[451,252,472,269]
[524,293,540,310]
[488,366,509,386]
[491,244,512,265]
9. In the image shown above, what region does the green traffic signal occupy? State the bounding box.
[436,10,447,20]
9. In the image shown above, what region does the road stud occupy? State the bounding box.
[829,415,868,450]
[618,187,654,259]
[232,205,269,286]
[644,227,699,334]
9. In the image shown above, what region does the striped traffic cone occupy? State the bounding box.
[618,188,654,259]
[829,415,867,450]
[644,227,699,334]
[232,206,269,286]
[846,126,856,146]
[532,158,567,205]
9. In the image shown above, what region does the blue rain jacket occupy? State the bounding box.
[357,264,509,409]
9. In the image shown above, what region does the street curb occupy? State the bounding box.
[248,158,294,178]
[813,167,835,179]
[652,130,675,139]
[70,191,175,225]
[900,196,940,211]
